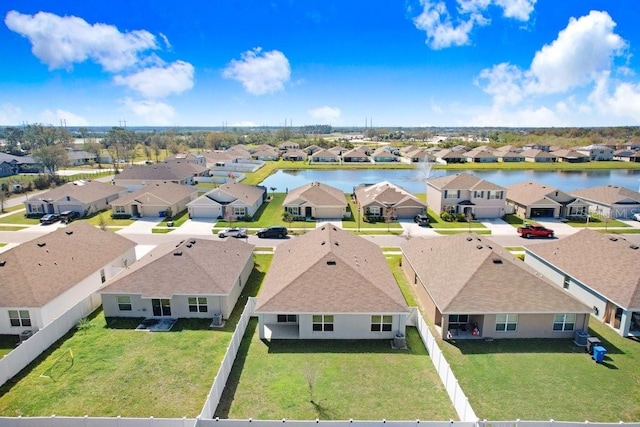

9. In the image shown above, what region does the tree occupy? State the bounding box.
[269,186,277,198]
[383,205,396,232]
[224,210,237,227]
[32,144,68,175]
[0,183,8,213]
[282,211,294,228]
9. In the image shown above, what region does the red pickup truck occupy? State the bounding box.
[517,224,554,238]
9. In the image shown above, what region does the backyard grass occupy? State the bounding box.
[387,255,418,307]
[0,204,25,213]
[215,321,456,421]
[439,320,640,422]
[0,254,272,418]
[0,336,19,358]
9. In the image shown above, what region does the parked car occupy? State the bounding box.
[414,214,429,226]
[60,210,81,224]
[517,224,554,238]
[39,213,60,225]
[218,227,247,238]
[633,213,640,222]
[257,226,288,239]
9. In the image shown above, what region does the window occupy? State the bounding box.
[371,315,393,332]
[232,206,246,217]
[286,206,300,216]
[495,314,518,332]
[8,310,31,327]
[488,191,503,200]
[115,206,125,214]
[448,314,469,325]
[117,296,132,311]
[368,206,381,216]
[312,315,334,332]
[473,191,484,199]
[444,190,460,199]
[553,314,576,331]
[100,269,106,284]
[563,275,570,289]
[277,314,298,323]
[188,297,208,313]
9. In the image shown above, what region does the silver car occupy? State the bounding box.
[218,227,247,238]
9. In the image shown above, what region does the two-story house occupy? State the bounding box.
[427,173,506,219]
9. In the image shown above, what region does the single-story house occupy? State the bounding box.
[354,181,427,219]
[283,181,348,220]
[310,149,340,163]
[342,148,370,163]
[304,144,322,155]
[525,229,640,337]
[255,225,410,339]
[24,180,127,217]
[281,149,308,161]
[101,238,254,320]
[496,151,525,162]
[252,146,280,161]
[187,182,266,219]
[114,162,208,191]
[404,148,437,163]
[427,173,506,219]
[0,222,136,335]
[371,147,400,162]
[506,181,590,219]
[165,152,207,167]
[522,149,557,163]
[570,185,640,219]
[66,148,96,166]
[328,146,349,156]
[435,149,467,164]
[0,153,39,177]
[551,149,590,163]
[465,148,498,163]
[278,141,300,151]
[401,233,592,339]
[110,182,198,218]
[613,149,640,162]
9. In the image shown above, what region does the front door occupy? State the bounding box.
[131,204,139,217]
[152,299,171,316]
[305,206,312,218]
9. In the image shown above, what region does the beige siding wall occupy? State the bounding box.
[479,313,588,339]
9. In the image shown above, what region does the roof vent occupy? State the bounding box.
[334,242,339,246]
[609,237,618,242]
[173,251,183,256]
[186,244,192,248]
[631,244,639,250]
[321,241,326,245]
[321,226,326,231]
[476,245,483,250]
[466,237,473,241]
[326,260,336,266]
[0,261,6,267]
[37,242,46,247]
[492,258,503,264]
[65,231,73,235]
[190,240,196,244]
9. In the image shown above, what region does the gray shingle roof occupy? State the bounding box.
[401,234,590,314]
[101,238,254,297]
[354,181,426,209]
[115,162,207,181]
[428,173,505,191]
[506,181,562,206]
[527,229,640,309]
[255,225,409,314]
[0,223,136,307]
[111,182,197,205]
[25,180,126,204]
[570,185,640,205]
[283,182,346,207]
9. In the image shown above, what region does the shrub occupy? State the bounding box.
[440,211,452,222]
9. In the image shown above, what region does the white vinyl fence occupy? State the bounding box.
[196,421,474,427]
[199,297,257,419]
[0,293,101,387]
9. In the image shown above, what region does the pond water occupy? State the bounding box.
[260,168,640,194]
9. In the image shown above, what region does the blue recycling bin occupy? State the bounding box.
[592,345,607,363]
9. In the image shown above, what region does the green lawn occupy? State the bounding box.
[158,209,189,227]
[343,196,402,230]
[427,209,487,229]
[85,211,136,227]
[215,322,456,421]
[151,228,174,234]
[0,254,272,418]
[0,226,28,231]
[215,193,314,229]
[436,229,492,235]
[387,255,418,307]
[439,320,640,422]
[0,336,19,357]
[0,211,40,225]
[0,205,26,214]
[565,215,628,228]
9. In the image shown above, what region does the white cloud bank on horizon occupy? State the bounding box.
[113,61,195,99]
[472,10,640,126]
[222,47,291,95]
[308,106,342,124]
[39,108,89,126]
[412,0,536,49]
[122,98,176,126]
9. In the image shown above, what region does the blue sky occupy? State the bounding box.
[1,0,640,128]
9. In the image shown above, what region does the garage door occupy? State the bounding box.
[530,208,556,218]
[189,206,220,219]
[57,204,83,214]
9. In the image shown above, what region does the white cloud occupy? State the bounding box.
[222,47,291,95]
[589,73,640,122]
[159,33,172,49]
[475,62,525,107]
[231,121,258,127]
[5,10,158,72]
[308,106,342,124]
[471,105,561,127]
[114,61,194,98]
[494,0,536,21]
[39,108,89,126]
[122,98,176,125]
[527,10,626,94]
[0,103,22,125]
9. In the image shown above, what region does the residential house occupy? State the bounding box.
[255,225,410,339]
[0,222,136,335]
[522,149,557,163]
[401,233,591,340]
[328,146,348,156]
[427,173,506,219]
[523,143,550,152]
[0,153,39,176]
[570,184,640,219]
[551,149,590,163]
[165,152,207,167]
[251,146,280,161]
[355,145,373,156]
[354,181,426,219]
[204,150,245,168]
[66,148,96,166]
[24,180,126,217]
[278,141,300,151]
[624,139,640,151]
[303,144,322,155]
[283,181,347,220]
[465,148,498,163]
[506,181,590,219]
[0,161,13,178]
[101,238,253,320]
[225,145,253,160]
[341,148,370,163]
[576,144,614,161]
[405,148,437,163]
[187,181,266,219]
[525,229,640,337]
[310,149,340,163]
[281,149,308,161]
[495,150,525,162]
[110,182,197,218]
[435,148,467,164]
[613,149,640,162]
[114,162,208,191]
[371,147,400,162]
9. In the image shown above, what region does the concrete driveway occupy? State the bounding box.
[117,218,159,234]
[171,219,214,235]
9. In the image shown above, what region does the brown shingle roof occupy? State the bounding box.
[283,182,346,207]
[428,173,505,191]
[570,185,640,205]
[0,223,136,307]
[101,238,253,297]
[506,181,562,206]
[255,225,409,314]
[527,229,640,309]
[401,234,590,314]
[111,182,196,205]
[203,182,265,206]
[115,162,207,181]
[25,180,125,204]
[354,181,426,209]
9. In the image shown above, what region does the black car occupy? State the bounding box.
[257,226,288,238]
[60,210,81,223]
[414,214,429,226]
[40,213,60,225]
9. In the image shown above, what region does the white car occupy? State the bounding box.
[633,213,640,222]
[218,227,247,238]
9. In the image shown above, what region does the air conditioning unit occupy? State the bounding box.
[19,330,33,343]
